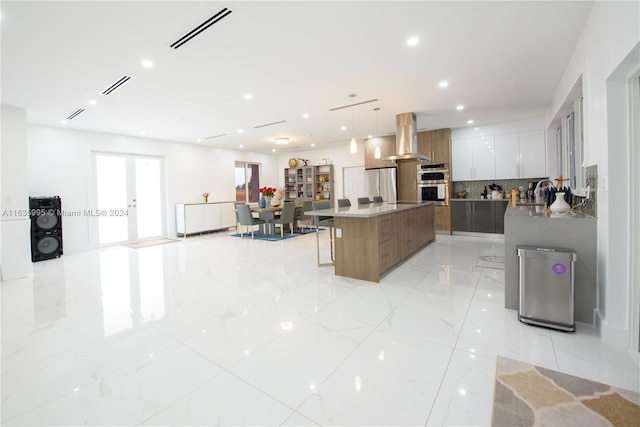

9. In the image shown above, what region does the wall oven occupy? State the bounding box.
[417,163,450,206]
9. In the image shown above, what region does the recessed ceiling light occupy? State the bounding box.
[407,36,419,46]
[88,100,97,106]
[467,120,474,124]
[474,127,479,131]
[239,145,244,148]
[244,94,252,100]
[196,138,202,142]
[310,143,316,147]
[456,105,464,111]
[275,137,289,145]
[341,125,347,131]
[59,120,68,125]
[238,129,244,133]
[439,81,449,88]
[367,134,373,138]
[271,148,276,152]
[302,113,309,119]
[141,59,153,68]
[139,130,146,135]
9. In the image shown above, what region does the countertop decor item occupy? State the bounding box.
[550,191,571,213]
[202,192,209,203]
[259,186,276,208]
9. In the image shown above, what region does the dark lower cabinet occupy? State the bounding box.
[452,201,508,233]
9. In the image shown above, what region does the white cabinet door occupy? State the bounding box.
[452,138,473,180]
[184,205,205,234]
[203,204,221,230]
[494,133,519,179]
[472,136,496,180]
[219,202,237,228]
[518,130,546,178]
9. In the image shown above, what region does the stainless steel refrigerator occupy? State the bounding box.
[364,168,397,203]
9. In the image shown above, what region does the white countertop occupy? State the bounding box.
[306,201,434,218]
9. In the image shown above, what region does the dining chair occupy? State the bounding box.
[271,201,296,238]
[372,196,384,203]
[236,203,265,239]
[233,202,245,228]
[337,198,351,207]
[297,200,315,232]
[357,197,371,205]
[312,200,334,267]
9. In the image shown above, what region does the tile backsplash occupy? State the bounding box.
[453,178,547,198]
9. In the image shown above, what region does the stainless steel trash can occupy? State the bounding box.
[518,245,577,332]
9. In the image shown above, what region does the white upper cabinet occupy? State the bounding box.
[452,138,473,180]
[451,136,495,181]
[494,130,546,179]
[495,133,520,179]
[473,136,496,180]
[518,130,546,178]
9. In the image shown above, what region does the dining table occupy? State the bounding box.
[250,205,282,235]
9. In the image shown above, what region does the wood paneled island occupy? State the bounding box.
[308,202,435,282]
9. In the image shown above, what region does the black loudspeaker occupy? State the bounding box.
[29,196,63,262]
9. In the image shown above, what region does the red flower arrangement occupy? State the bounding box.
[259,186,277,197]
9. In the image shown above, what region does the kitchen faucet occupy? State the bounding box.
[534,179,556,199]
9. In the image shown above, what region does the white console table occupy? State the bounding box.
[176,202,236,237]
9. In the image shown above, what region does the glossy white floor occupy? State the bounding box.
[2,231,639,426]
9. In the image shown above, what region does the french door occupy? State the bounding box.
[94,153,165,245]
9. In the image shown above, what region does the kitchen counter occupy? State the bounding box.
[306,201,434,218]
[504,204,597,323]
[451,198,513,202]
[307,202,435,282]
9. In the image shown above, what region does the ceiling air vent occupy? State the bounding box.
[205,133,227,140]
[169,8,233,49]
[254,120,285,129]
[66,108,85,120]
[101,75,131,96]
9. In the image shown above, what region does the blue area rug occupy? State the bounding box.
[230,228,321,241]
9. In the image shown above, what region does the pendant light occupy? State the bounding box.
[349,94,358,154]
[373,107,381,159]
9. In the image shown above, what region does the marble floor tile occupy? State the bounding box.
[2,231,638,426]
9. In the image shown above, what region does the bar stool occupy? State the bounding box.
[337,198,351,207]
[357,197,371,205]
[372,196,383,203]
[312,200,334,267]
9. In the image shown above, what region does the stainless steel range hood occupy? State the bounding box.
[382,112,430,161]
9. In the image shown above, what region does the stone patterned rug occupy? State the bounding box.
[491,356,640,426]
[477,255,505,270]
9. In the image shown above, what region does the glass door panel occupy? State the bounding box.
[96,155,129,244]
[95,153,164,245]
[135,158,162,239]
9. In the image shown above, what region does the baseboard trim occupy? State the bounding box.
[595,309,629,348]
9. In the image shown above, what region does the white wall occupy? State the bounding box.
[545,1,640,345]
[1,105,31,280]
[27,125,280,253]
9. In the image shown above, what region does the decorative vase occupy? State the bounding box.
[259,196,266,208]
[550,192,571,213]
[203,195,208,203]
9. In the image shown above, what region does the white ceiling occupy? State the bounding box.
[1,1,593,153]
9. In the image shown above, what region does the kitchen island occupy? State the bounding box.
[308,202,435,282]
[504,203,597,323]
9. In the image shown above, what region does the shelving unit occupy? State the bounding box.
[284,164,334,203]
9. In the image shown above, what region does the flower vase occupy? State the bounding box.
[259,196,266,208]
[203,196,208,203]
[550,192,571,213]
